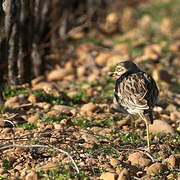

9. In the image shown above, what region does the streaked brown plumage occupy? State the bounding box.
[112,61,159,152]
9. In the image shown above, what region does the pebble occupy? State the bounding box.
[53,105,74,112]
[145,163,164,175]
[95,52,110,66]
[47,68,73,81]
[166,104,177,112]
[25,171,38,180]
[117,168,129,180]
[168,154,180,168]
[128,152,151,168]
[4,96,20,109]
[0,118,5,126]
[109,157,119,167]
[80,102,97,115]
[100,172,118,180]
[28,114,40,123]
[170,111,180,122]
[149,120,175,134]
[28,94,37,104]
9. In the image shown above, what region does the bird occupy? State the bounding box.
[111,61,159,152]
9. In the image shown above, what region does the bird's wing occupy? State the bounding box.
[115,72,158,110]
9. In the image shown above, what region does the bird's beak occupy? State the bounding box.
[112,72,117,77]
[108,72,117,76]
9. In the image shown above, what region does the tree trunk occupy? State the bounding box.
[3,0,49,85]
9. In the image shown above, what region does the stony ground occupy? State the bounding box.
[1,0,180,179]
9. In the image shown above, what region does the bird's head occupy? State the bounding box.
[111,61,140,77]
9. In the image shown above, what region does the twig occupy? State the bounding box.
[3,119,16,128]
[0,144,79,174]
[2,119,16,145]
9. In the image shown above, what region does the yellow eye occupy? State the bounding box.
[117,67,122,71]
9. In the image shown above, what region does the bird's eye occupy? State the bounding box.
[117,67,122,71]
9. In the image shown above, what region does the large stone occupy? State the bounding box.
[149,120,175,134]
[128,152,151,168]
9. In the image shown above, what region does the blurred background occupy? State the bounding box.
[0,0,180,88]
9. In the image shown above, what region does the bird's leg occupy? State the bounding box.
[145,120,150,152]
[139,113,150,152]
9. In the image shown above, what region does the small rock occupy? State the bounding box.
[168,154,180,168]
[128,152,151,167]
[0,118,5,126]
[0,168,4,174]
[53,105,74,112]
[149,120,175,134]
[32,82,59,96]
[169,41,180,52]
[47,110,60,116]
[145,163,164,175]
[167,173,175,180]
[121,8,135,32]
[25,171,38,180]
[95,52,110,66]
[143,44,161,61]
[113,44,129,55]
[77,66,86,78]
[28,114,40,123]
[138,15,152,30]
[80,102,97,115]
[52,105,76,116]
[106,12,119,23]
[166,104,177,112]
[28,94,37,104]
[109,158,119,167]
[160,18,172,36]
[170,111,180,122]
[5,96,20,109]
[81,133,98,144]
[47,68,73,81]
[100,172,118,180]
[36,102,51,110]
[117,119,129,127]
[18,94,27,103]
[54,123,61,130]
[160,114,170,121]
[117,168,129,180]
[31,76,45,87]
